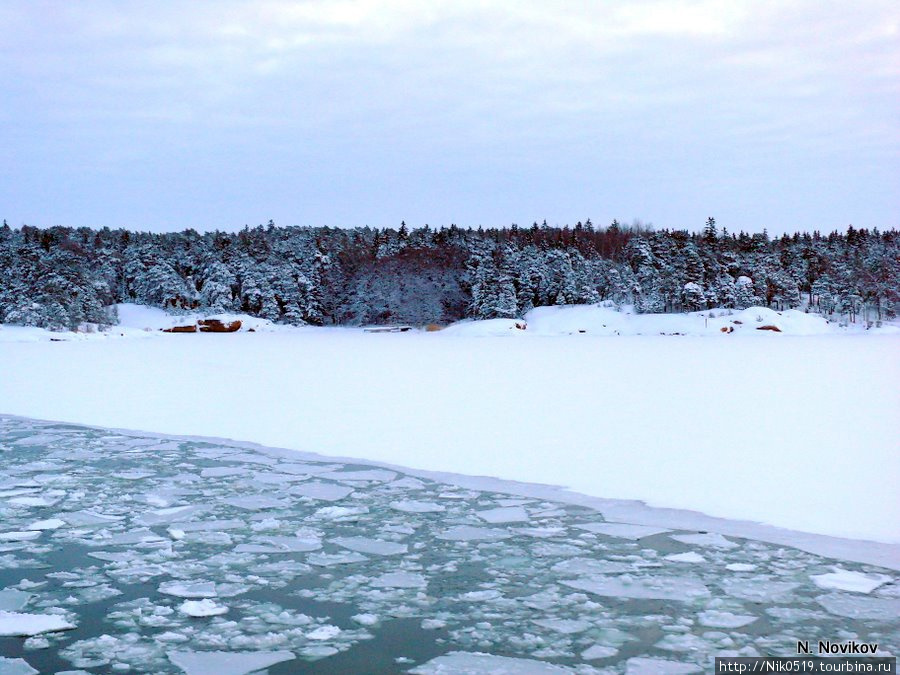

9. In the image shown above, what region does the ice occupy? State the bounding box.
[290,482,354,502]
[60,510,123,526]
[816,593,900,620]
[137,505,206,525]
[436,526,512,541]
[551,558,634,575]
[0,590,32,611]
[410,652,574,673]
[318,469,397,483]
[725,563,756,572]
[237,535,321,553]
[670,533,738,549]
[158,581,218,598]
[351,613,379,626]
[170,519,246,532]
[0,610,76,635]
[665,552,706,563]
[307,552,369,567]
[697,610,757,628]
[166,650,295,675]
[313,505,369,519]
[0,657,39,675]
[577,522,670,540]
[370,571,428,588]
[561,575,710,601]
[199,467,245,478]
[810,567,892,594]
[222,495,287,510]
[306,625,341,640]
[582,645,618,659]
[0,532,41,542]
[720,579,799,603]
[390,500,446,513]
[476,507,529,523]
[26,518,66,530]
[332,536,408,556]
[91,527,166,545]
[625,657,703,674]
[8,496,58,507]
[532,618,591,634]
[178,599,229,617]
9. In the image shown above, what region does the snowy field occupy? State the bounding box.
[0,304,898,562]
[0,416,897,674]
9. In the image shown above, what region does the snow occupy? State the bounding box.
[810,567,891,594]
[0,610,75,635]
[0,308,898,565]
[166,650,295,675]
[410,651,574,674]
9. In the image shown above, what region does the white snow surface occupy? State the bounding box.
[1,304,898,569]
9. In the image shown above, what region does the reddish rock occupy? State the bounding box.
[720,326,734,333]
[198,319,242,333]
[756,325,782,332]
[162,325,197,333]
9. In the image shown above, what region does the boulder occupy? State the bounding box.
[756,325,782,332]
[162,325,197,333]
[198,319,242,333]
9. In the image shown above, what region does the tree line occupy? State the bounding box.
[0,218,896,331]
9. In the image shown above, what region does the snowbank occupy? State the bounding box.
[0,323,897,552]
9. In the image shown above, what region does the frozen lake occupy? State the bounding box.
[1,415,898,674]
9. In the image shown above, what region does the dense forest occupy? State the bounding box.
[0,219,897,331]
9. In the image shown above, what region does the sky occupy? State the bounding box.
[1,1,897,235]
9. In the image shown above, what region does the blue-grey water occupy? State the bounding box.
[0,415,897,674]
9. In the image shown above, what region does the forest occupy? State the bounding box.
[0,218,897,331]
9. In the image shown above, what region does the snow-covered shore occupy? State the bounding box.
[1,304,897,557]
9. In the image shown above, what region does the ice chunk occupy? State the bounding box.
[158,581,218,598]
[290,483,354,502]
[222,496,287,510]
[9,496,59,507]
[410,652,573,674]
[576,522,670,540]
[725,563,756,572]
[199,467,245,478]
[351,613,379,626]
[810,568,891,594]
[167,650,295,675]
[25,518,65,531]
[61,510,122,526]
[318,469,396,483]
[243,535,322,553]
[513,526,567,538]
[137,505,205,525]
[307,552,369,567]
[665,552,706,563]
[390,500,445,513]
[697,610,757,628]
[561,575,710,601]
[816,593,900,621]
[178,599,228,617]
[0,657,39,675]
[0,589,32,611]
[169,519,246,533]
[670,533,738,549]
[312,505,368,519]
[532,618,590,634]
[332,537,407,556]
[551,558,634,575]
[306,625,341,640]
[0,611,75,635]
[476,507,529,523]
[720,579,799,603]
[436,526,511,541]
[581,645,618,659]
[625,657,703,674]
[370,572,428,588]
[0,532,41,542]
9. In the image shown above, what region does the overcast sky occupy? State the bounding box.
[1,1,897,234]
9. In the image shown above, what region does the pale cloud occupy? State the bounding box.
[0,1,897,232]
